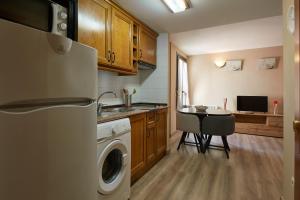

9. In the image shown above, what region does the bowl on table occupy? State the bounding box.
[195,105,208,112]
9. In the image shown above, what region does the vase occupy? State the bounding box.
[273,104,278,115]
[224,98,227,110]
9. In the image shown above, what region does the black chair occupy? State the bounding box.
[202,115,235,158]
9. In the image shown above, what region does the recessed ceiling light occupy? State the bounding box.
[162,0,191,13]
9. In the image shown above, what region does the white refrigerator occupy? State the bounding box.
[0,19,98,200]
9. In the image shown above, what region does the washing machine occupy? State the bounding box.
[97,118,131,200]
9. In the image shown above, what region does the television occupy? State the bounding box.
[237,96,268,113]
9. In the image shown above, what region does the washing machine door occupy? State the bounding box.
[97,139,128,195]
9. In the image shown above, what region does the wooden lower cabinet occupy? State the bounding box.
[130,108,168,184]
[146,123,157,168]
[130,113,146,183]
[156,108,168,159]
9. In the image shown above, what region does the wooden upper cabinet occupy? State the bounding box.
[78,0,111,66]
[139,27,157,66]
[78,0,157,74]
[111,8,133,71]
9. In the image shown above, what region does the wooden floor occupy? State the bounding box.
[131,133,283,200]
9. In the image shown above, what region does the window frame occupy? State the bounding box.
[176,53,188,108]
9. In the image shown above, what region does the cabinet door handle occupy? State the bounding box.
[107,50,111,62]
[294,120,300,134]
[112,52,116,63]
[139,49,142,59]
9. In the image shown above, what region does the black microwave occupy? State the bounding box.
[0,0,78,40]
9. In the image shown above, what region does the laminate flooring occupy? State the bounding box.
[131,133,283,200]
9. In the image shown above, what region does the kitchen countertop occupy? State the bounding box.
[97,103,168,123]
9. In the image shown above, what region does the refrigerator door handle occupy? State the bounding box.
[0,102,96,115]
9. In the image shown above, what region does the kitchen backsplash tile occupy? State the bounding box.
[97,71,141,105]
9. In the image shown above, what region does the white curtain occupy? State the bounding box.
[177,57,190,109]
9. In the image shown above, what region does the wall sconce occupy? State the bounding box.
[214,59,226,68]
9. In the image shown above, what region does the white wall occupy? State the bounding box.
[97,33,169,105]
[283,0,295,199]
[188,46,283,113]
[139,33,169,104]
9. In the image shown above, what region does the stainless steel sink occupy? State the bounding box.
[103,107,135,113]
[98,112,113,117]
[132,105,158,110]
[98,104,163,117]
[98,107,136,117]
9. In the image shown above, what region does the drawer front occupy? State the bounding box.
[267,116,283,127]
[147,111,156,125]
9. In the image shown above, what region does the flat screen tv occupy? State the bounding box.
[237,96,268,112]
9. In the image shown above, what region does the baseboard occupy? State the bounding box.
[166,149,171,154]
[171,130,179,136]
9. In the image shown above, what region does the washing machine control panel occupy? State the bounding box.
[112,123,130,135]
[97,118,131,140]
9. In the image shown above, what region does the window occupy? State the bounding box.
[176,55,189,109]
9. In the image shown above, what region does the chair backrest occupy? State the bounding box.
[176,112,201,133]
[202,115,235,136]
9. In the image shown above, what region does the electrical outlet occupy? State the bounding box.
[291,176,295,186]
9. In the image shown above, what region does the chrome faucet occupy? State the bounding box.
[97,91,117,115]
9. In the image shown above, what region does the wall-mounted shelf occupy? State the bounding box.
[132,23,139,73]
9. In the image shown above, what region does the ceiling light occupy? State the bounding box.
[162,0,191,13]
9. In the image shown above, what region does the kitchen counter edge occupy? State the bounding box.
[97,106,169,123]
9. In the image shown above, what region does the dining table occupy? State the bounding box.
[178,107,232,116]
[177,106,233,153]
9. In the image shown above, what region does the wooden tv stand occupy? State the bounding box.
[233,112,283,138]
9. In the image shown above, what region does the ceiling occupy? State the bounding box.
[170,16,283,55]
[114,0,282,33]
